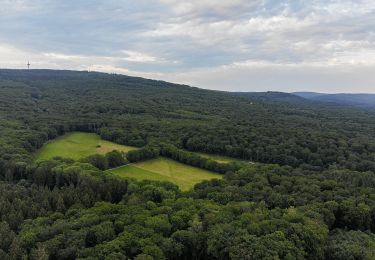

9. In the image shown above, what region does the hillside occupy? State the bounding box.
[2,69,375,171]
[1,70,375,258]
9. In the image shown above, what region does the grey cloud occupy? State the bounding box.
[0,0,375,92]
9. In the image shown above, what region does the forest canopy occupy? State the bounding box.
[0,69,375,259]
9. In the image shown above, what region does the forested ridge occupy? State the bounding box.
[293,92,375,108]
[1,69,375,259]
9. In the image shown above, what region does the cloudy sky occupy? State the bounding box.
[1,0,375,93]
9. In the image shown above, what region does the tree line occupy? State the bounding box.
[0,160,373,259]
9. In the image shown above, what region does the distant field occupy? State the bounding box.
[193,152,250,164]
[109,157,222,191]
[35,132,138,161]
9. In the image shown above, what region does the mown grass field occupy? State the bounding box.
[193,151,250,164]
[109,157,222,191]
[35,132,138,161]
[36,133,224,190]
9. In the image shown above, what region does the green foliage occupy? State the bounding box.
[82,154,108,170]
[2,70,375,172]
[16,198,328,259]
[105,150,126,168]
[1,70,375,258]
[327,230,375,260]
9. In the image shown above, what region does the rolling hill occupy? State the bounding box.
[294,92,375,108]
[1,69,375,258]
[1,69,375,172]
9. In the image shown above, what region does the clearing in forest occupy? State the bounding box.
[35,132,137,161]
[109,157,222,191]
[192,151,252,164]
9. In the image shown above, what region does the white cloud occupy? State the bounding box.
[160,0,263,17]
[146,13,318,41]
[159,61,375,93]
[43,52,86,60]
[121,50,158,62]
[314,0,375,16]
[0,44,166,78]
[0,0,36,15]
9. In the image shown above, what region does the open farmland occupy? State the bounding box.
[35,132,138,161]
[109,157,222,191]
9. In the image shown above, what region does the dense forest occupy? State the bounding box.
[1,69,375,259]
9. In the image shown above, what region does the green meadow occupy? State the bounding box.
[109,157,222,191]
[36,132,223,190]
[192,151,253,164]
[35,132,138,161]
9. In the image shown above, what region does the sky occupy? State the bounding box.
[0,0,375,93]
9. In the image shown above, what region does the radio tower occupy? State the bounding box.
[27,61,30,70]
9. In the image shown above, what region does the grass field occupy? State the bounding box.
[36,133,226,190]
[109,157,222,191]
[193,151,250,164]
[35,132,138,161]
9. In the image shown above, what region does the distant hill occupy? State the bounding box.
[233,91,307,104]
[293,92,327,99]
[294,92,375,108]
